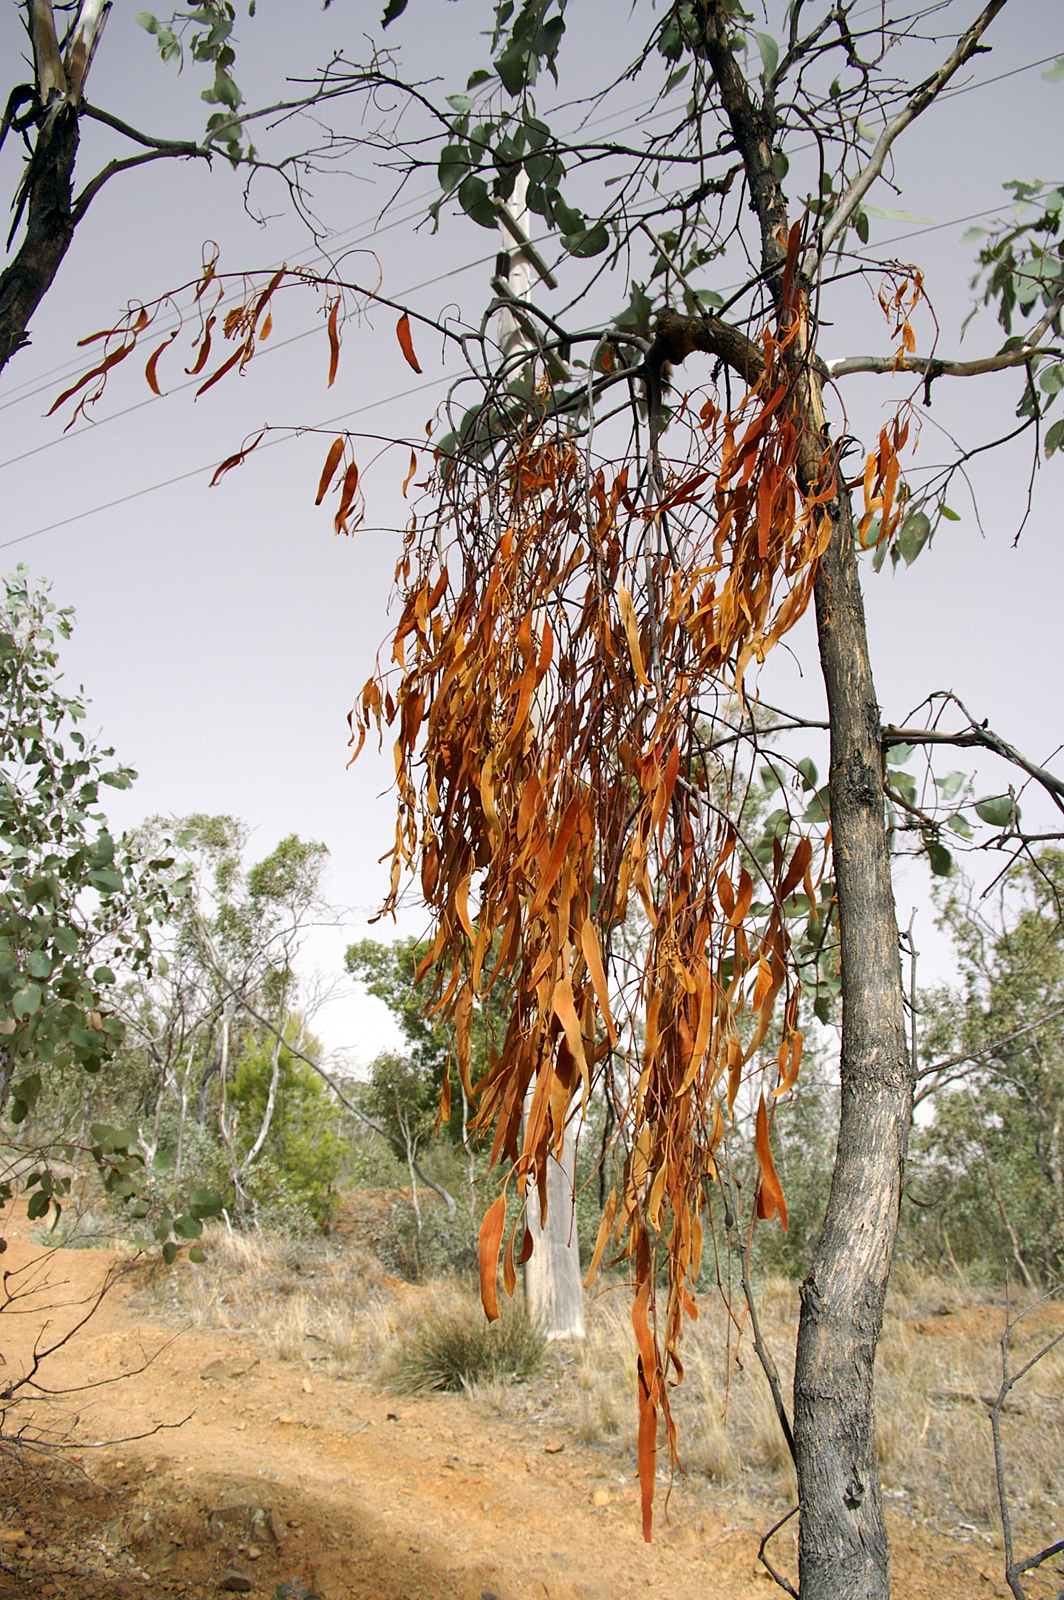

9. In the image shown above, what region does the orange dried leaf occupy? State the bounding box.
[396,312,422,374]
[478,1194,507,1321]
[209,428,265,487]
[315,437,345,506]
[754,1095,788,1229]
[334,460,360,535]
[327,297,341,388]
[144,331,178,396]
[402,450,418,497]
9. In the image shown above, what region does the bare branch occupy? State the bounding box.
[816,0,1009,261]
[883,713,1064,817]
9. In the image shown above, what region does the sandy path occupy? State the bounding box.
[0,1213,1022,1600]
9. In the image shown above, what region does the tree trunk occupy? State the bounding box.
[793,486,912,1600]
[0,101,80,375]
[523,1102,585,1341]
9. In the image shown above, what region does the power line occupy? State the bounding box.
[0,375,450,551]
[0,240,507,475]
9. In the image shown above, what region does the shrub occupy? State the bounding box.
[390,1290,546,1392]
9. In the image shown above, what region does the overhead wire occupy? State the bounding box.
[2,46,1054,542]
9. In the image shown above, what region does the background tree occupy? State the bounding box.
[910,851,1064,1285]
[0,566,224,1251]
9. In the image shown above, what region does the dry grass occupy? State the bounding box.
[136,1222,399,1379]
[140,1217,1064,1548]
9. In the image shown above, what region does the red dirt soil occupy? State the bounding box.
[0,1210,1043,1600]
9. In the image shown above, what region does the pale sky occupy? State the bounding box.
[1,0,1062,1064]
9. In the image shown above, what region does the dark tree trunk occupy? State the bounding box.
[0,101,80,375]
[793,486,912,1600]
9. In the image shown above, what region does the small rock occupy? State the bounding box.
[267,1511,286,1546]
[544,1439,565,1454]
[592,1487,611,1507]
[219,1572,253,1592]
[386,1411,401,1421]
[301,1378,313,1394]
[246,1545,261,1561]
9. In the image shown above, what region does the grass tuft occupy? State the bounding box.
[388,1291,546,1393]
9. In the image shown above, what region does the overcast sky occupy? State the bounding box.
[1,0,1062,1065]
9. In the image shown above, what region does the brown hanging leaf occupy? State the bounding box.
[402,450,418,497]
[754,1095,788,1229]
[334,460,361,535]
[315,437,346,506]
[478,1195,507,1321]
[327,297,341,388]
[396,312,422,373]
[210,429,266,487]
[144,330,179,396]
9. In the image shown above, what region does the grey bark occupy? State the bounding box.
[792,488,912,1600]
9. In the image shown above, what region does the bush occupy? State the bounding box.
[390,1290,546,1392]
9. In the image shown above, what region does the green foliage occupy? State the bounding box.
[389,1291,546,1392]
[904,851,1064,1281]
[231,1021,347,1226]
[966,177,1064,455]
[137,2,249,162]
[0,570,210,1242]
[0,570,179,1111]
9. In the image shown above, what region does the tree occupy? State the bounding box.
[910,851,1064,1284]
[58,3,1064,1594]
[0,566,220,1250]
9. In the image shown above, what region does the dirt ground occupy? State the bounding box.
[0,1209,1053,1600]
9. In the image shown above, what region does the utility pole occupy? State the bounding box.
[494,177,585,1341]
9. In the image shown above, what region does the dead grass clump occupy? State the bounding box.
[388,1291,546,1393]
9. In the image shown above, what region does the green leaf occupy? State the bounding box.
[12,983,41,1018]
[797,757,818,791]
[188,1247,206,1264]
[813,994,832,1025]
[1042,56,1064,82]
[864,205,934,225]
[802,787,830,824]
[446,94,475,115]
[467,69,492,89]
[934,770,966,802]
[26,1190,50,1221]
[975,794,1018,828]
[135,12,159,32]
[754,31,779,84]
[380,0,408,24]
[940,504,961,521]
[1045,417,1064,458]
[947,812,973,839]
[456,174,497,229]
[162,1241,178,1265]
[926,839,953,876]
[565,222,610,258]
[694,287,724,309]
[438,143,472,193]
[896,509,932,566]
[885,743,914,767]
